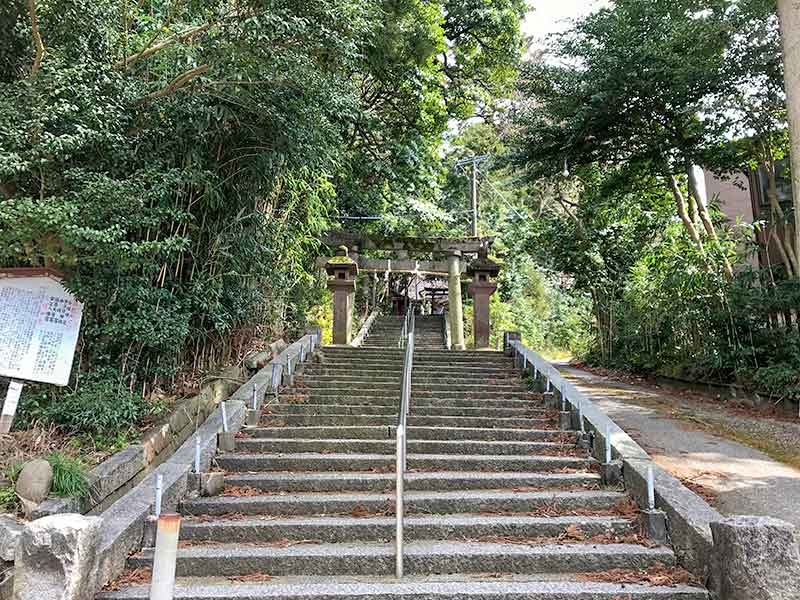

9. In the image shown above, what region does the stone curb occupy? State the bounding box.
[509,341,724,584]
[32,365,247,520]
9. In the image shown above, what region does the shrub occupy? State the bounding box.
[40,368,149,437]
[0,485,16,512]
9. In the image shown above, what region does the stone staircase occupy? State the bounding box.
[99,321,707,599]
[361,315,445,349]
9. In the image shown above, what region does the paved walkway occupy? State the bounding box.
[556,364,800,527]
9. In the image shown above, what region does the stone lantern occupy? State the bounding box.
[325,246,359,345]
[467,253,500,349]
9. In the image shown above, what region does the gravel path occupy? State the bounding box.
[556,364,800,527]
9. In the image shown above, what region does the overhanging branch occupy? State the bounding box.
[135,64,209,104]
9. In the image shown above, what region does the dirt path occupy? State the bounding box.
[556,364,800,527]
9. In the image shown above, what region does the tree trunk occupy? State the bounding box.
[668,174,704,248]
[687,166,735,280]
[765,163,798,277]
[778,0,800,272]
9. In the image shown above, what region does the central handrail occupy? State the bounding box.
[395,305,414,578]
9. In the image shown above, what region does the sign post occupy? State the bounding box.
[0,269,83,433]
[0,380,23,434]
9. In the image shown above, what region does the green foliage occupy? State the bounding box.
[16,368,149,437]
[500,0,798,409]
[0,485,16,512]
[47,452,89,499]
[0,0,525,416]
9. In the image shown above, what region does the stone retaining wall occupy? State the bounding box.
[31,363,249,520]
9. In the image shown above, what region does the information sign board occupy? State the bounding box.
[0,269,83,386]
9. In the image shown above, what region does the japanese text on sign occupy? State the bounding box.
[0,274,83,386]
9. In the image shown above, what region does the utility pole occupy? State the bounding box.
[778,0,800,270]
[455,155,489,237]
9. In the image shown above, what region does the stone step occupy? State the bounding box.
[98,578,709,600]
[295,382,528,394]
[268,390,555,417]
[222,470,602,493]
[278,395,544,410]
[215,452,592,473]
[289,389,534,401]
[366,334,442,339]
[322,349,512,362]
[234,437,580,456]
[179,514,636,544]
[127,540,675,578]
[260,413,557,429]
[301,372,522,383]
[182,489,622,518]
[312,365,522,377]
[322,352,513,364]
[246,425,565,442]
[265,403,547,420]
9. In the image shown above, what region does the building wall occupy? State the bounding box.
[704,170,760,269]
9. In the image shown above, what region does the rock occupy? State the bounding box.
[1,568,13,600]
[0,515,23,562]
[13,513,103,600]
[15,460,53,518]
[711,516,800,600]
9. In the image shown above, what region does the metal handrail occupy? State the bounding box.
[395,305,415,578]
[399,304,413,348]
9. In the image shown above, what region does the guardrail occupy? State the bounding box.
[506,336,727,580]
[352,309,380,347]
[399,305,413,348]
[395,306,415,578]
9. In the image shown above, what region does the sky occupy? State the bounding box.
[523,0,609,50]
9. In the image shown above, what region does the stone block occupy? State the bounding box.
[15,459,53,518]
[186,473,201,495]
[623,458,720,580]
[13,513,103,600]
[542,391,555,409]
[600,461,623,488]
[245,409,260,427]
[0,568,12,600]
[141,516,158,549]
[200,473,224,497]
[710,516,800,600]
[576,431,592,450]
[641,509,669,546]
[559,411,572,430]
[217,432,236,452]
[0,516,23,562]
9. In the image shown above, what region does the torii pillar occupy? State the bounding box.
[468,255,500,349]
[326,246,358,345]
[447,252,466,350]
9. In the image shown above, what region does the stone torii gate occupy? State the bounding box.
[319,234,501,349]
